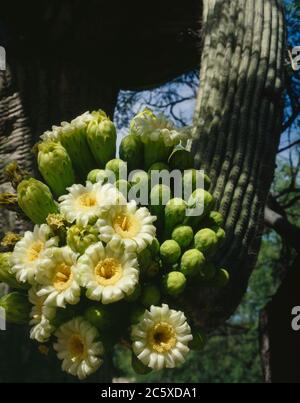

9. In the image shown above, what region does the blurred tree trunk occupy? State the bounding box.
[260,255,300,383]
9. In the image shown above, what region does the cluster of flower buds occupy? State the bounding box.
[0,108,229,379]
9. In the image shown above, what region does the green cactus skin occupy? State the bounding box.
[172,225,194,250]
[17,178,59,224]
[149,237,160,257]
[199,261,216,281]
[0,292,31,325]
[194,228,219,257]
[148,162,169,175]
[37,141,75,197]
[119,134,144,171]
[125,284,142,302]
[129,305,146,325]
[180,249,206,278]
[164,198,187,237]
[211,268,230,288]
[67,224,99,254]
[144,138,173,170]
[0,252,27,289]
[86,110,116,167]
[162,271,187,297]
[150,184,171,235]
[160,240,181,266]
[188,0,284,326]
[168,147,194,171]
[140,285,161,307]
[131,354,152,374]
[59,124,95,179]
[137,248,152,272]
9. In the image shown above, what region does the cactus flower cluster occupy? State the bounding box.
[0,108,228,380]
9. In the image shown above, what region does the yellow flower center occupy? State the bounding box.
[53,263,73,291]
[113,213,140,239]
[78,193,96,208]
[69,334,85,359]
[94,258,122,286]
[27,241,44,262]
[148,322,177,353]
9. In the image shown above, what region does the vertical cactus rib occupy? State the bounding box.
[191,0,285,326]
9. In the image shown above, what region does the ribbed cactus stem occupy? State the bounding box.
[190,0,285,327]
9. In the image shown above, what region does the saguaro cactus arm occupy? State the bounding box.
[191,0,285,327]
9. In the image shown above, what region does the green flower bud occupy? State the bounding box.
[130,108,155,135]
[140,285,161,307]
[87,169,109,184]
[164,198,186,236]
[105,158,127,182]
[180,249,205,278]
[84,305,114,331]
[37,141,75,197]
[125,284,142,302]
[119,134,144,171]
[211,268,230,287]
[67,224,99,254]
[59,122,95,179]
[168,147,194,170]
[194,228,219,257]
[209,211,224,227]
[185,189,214,228]
[115,179,131,199]
[160,240,181,266]
[130,305,146,325]
[86,110,116,167]
[216,228,226,244]
[171,225,193,249]
[162,271,186,297]
[148,162,169,175]
[0,292,30,324]
[182,169,211,199]
[131,353,152,374]
[17,178,59,224]
[0,253,26,289]
[189,328,206,351]
[200,210,224,231]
